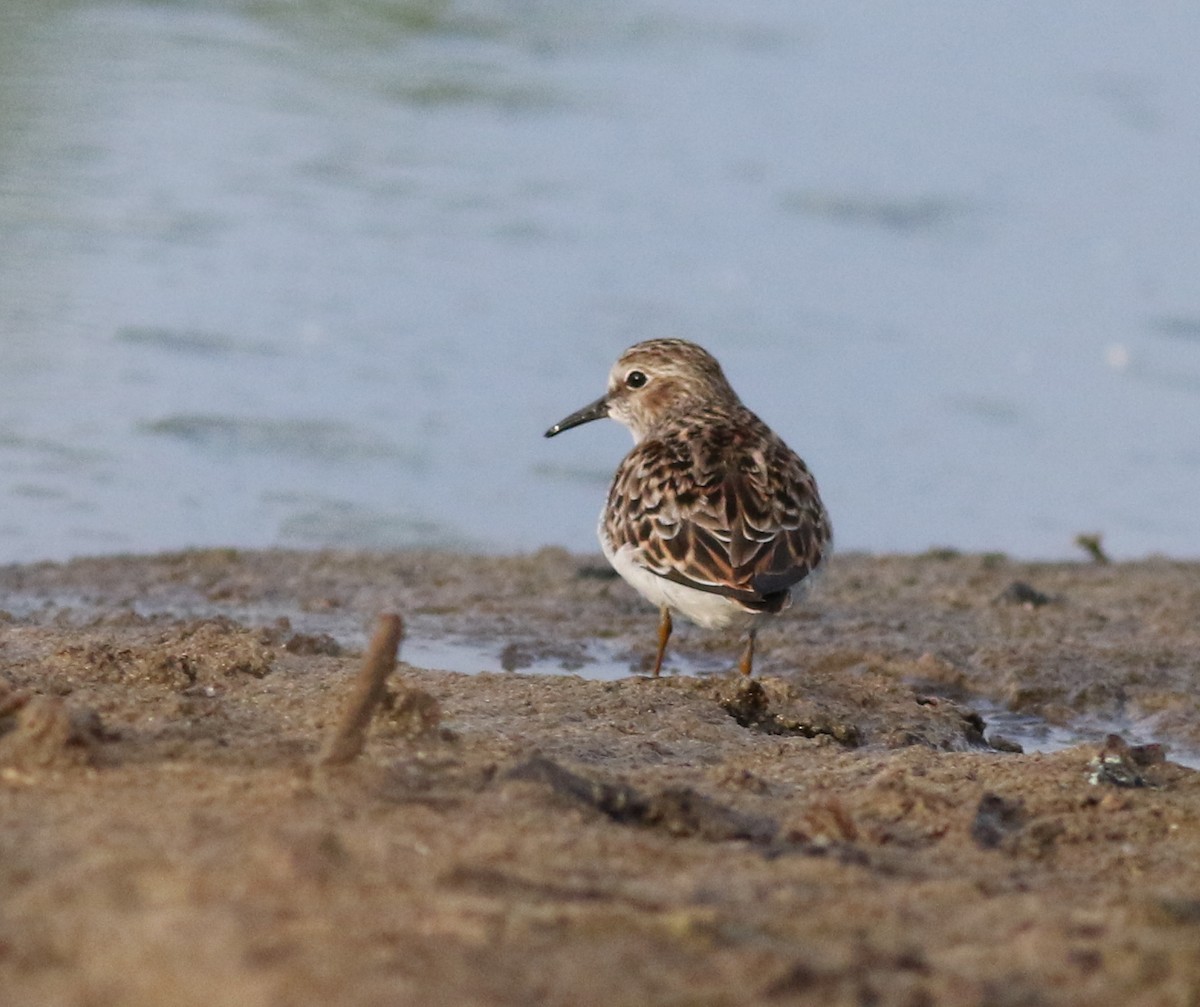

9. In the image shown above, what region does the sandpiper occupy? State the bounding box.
[545,338,831,676]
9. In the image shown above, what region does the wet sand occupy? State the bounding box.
[1,548,1199,1006]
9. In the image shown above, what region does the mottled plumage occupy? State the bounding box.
[545,339,831,676]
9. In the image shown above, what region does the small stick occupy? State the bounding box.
[318,614,405,766]
[1074,533,1111,565]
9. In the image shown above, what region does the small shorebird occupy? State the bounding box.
[545,338,831,676]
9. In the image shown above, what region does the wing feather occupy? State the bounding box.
[604,407,831,612]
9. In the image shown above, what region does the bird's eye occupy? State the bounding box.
[625,370,647,389]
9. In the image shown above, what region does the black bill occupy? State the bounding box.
[544,395,609,437]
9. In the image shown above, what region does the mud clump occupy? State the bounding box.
[718,678,861,745]
[282,632,342,657]
[46,618,275,690]
[1088,733,1168,788]
[0,692,105,769]
[379,686,443,740]
[994,580,1053,608]
[504,755,779,844]
[970,792,1027,849]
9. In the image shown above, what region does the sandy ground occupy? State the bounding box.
[0,548,1199,1006]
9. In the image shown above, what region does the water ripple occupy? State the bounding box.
[139,415,417,463]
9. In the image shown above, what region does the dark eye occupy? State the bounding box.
[625,370,647,389]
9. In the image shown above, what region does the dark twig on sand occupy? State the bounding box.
[318,614,405,766]
[1074,533,1110,564]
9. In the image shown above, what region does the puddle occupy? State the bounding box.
[402,634,729,682]
[405,636,622,679]
[976,703,1098,754]
[976,701,1200,770]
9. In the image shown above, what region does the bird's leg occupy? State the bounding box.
[651,606,673,677]
[738,628,757,677]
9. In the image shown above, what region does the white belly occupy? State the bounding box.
[599,520,769,632]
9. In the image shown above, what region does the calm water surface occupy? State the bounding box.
[2,1,1199,562]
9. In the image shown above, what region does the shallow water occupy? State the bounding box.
[974,703,1200,771]
[3,2,1200,562]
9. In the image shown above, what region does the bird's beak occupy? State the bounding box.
[544,394,609,437]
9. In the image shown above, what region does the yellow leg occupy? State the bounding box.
[738,629,757,677]
[651,607,672,677]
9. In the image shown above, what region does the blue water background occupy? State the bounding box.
[1,1,1198,562]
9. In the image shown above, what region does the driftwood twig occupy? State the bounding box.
[318,614,405,766]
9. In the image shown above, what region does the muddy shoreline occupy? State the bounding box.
[1,548,1198,1005]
